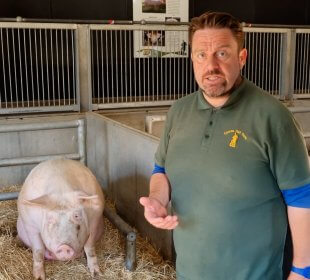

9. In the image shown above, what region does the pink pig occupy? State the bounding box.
[17,158,105,280]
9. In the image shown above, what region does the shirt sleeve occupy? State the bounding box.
[282,183,310,208]
[152,163,166,174]
[154,107,174,167]
[268,108,310,190]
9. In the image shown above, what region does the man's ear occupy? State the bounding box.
[239,48,247,69]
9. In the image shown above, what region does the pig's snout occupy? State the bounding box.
[55,244,75,260]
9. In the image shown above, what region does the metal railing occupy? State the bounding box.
[295,29,310,97]
[0,20,309,114]
[0,22,80,114]
[90,24,197,109]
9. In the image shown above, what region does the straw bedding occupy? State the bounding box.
[0,186,176,280]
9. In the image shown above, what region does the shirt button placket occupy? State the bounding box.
[202,109,215,149]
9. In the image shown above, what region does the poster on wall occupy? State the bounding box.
[133,0,189,58]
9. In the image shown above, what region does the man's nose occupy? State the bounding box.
[204,55,219,71]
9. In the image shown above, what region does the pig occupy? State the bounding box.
[17,158,105,280]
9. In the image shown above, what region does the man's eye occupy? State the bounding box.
[217,51,227,58]
[196,52,206,60]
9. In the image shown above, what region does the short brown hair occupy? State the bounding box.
[189,11,244,50]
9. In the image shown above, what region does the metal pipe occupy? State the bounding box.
[0,119,82,133]
[103,206,137,271]
[0,17,189,25]
[242,23,310,29]
[289,107,310,113]
[125,232,137,271]
[0,191,19,201]
[77,119,86,165]
[0,153,80,167]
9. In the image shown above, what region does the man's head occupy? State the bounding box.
[190,11,247,105]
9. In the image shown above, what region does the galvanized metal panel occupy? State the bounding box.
[86,112,173,260]
[0,115,85,186]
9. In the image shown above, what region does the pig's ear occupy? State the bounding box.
[23,195,58,209]
[77,193,100,208]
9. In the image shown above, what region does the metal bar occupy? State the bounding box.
[306,34,310,93]
[128,30,132,103]
[95,100,175,109]
[39,29,45,105]
[6,28,13,105]
[96,30,100,103]
[61,29,65,105]
[24,29,29,106]
[0,105,79,114]
[77,119,86,165]
[125,30,128,103]
[125,232,137,271]
[56,29,60,105]
[90,30,95,103]
[1,29,7,106]
[0,18,188,25]
[115,30,119,102]
[73,29,78,107]
[110,30,114,102]
[100,30,104,103]
[272,33,275,94]
[18,28,24,106]
[0,119,83,133]
[288,107,310,113]
[105,30,109,103]
[0,22,78,29]
[120,30,124,102]
[66,29,70,104]
[51,29,55,105]
[302,33,306,93]
[12,28,19,106]
[0,192,19,201]
[138,31,141,102]
[90,24,189,31]
[0,154,81,167]
[45,28,50,106]
[29,29,35,107]
[103,206,136,271]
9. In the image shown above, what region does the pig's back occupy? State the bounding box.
[19,159,104,202]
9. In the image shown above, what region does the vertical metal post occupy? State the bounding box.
[77,119,86,165]
[77,24,92,111]
[279,29,296,100]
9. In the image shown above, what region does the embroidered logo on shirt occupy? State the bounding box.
[224,130,248,148]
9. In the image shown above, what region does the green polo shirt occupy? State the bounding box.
[155,78,310,280]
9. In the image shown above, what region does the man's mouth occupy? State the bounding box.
[204,75,224,83]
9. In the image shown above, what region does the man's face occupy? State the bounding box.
[191,28,247,99]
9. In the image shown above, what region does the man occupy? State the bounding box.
[140,11,310,280]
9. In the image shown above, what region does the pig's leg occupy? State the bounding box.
[84,215,104,277]
[23,225,46,280]
[32,234,46,280]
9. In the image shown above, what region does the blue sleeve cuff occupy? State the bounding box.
[152,163,166,174]
[282,183,310,208]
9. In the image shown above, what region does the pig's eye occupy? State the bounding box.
[76,225,80,231]
[72,210,83,223]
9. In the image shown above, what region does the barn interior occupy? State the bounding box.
[0,0,310,279]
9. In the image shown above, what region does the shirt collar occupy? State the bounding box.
[197,77,248,110]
